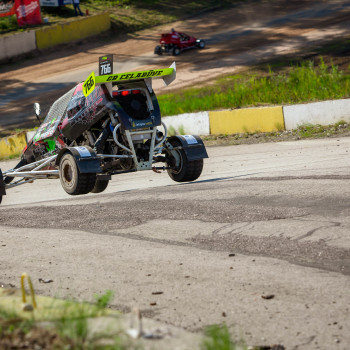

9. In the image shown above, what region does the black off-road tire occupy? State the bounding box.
[91,177,109,193]
[154,45,162,55]
[198,40,205,49]
[0,169,4,204]
[166,140,203,182]
[172,46,181,56]
[59,153,96,195]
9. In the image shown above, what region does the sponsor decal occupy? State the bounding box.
[39,0,72,6]
[132,121,152,128]
[103,70,164,82]
[83,71,96,98]
[71,87,104,127]
[0,1,15,18]
[33,133,41,142]
[75,146,91,158]
[40,131,52,139]
[15,0,42,26]
[182,135,198,145]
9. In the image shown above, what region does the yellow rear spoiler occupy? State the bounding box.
[83,62,176,97]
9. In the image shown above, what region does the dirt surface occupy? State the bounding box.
[1,0,350,133]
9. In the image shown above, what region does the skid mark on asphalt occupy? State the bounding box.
[192,230,350,276]
[295,221,341,241]
[241,175,350,181]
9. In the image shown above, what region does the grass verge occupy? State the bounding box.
[202,121,350,147]
[158,59,350,116]
[0,289,131,349]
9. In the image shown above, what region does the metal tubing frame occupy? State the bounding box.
[4,170,59,178]
[4,155,59,189]
[4,155,57,175]
[112,122,168,171]
[5,178,35,189]
[97,154,133,159]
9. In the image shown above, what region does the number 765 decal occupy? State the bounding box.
[83,72,96,97]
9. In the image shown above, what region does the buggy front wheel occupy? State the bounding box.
[166,139,203,182]
[59,153,96,195]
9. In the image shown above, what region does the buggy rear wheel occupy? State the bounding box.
[172,46,181,56]
[59,153,96,195]
[91,177,109,193]
[166,139,203,182]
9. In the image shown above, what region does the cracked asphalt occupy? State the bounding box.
[0,137,349,349]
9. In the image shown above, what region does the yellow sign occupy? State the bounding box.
[83,71,96,97]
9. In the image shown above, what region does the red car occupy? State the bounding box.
[154,29,206,56]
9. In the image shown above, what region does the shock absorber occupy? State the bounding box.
[94,127,111,154]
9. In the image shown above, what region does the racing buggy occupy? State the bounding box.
[154,30,205,56]
[0,60,208,204]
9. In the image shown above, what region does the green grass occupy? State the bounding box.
[0,290,125,350]
[158,59,350,116]
[202,324,246,350]
[0,15,17,33]
[201,324,285,350]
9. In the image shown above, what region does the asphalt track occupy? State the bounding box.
[0,138,349,349]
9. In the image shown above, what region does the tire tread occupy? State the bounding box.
[90,178,109,193]
[59,153,96,195]
[167,139,204,182]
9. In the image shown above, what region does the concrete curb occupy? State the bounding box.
[0,13,110,60]
[36,12,110,50]
[209,106,284,134]
[163,112,210,135]
[0,30,36,61]
[0,133,27,159]
[1,98,349,158]
[283,99,350,130]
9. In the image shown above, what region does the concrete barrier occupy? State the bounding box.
[0,30,36,61]
[163,112,210,135]
[283,99,350,130]
[0,133,26,159]
[35,12,110,50]
[209,106,284,134]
